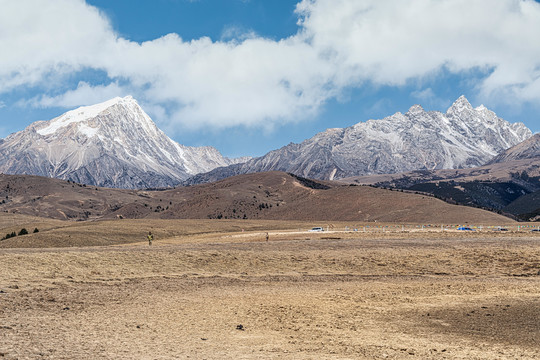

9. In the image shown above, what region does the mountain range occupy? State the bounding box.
[344,133,540,221]
[0,95,534,192]
[184,96,532,185]
[0,96,247,189]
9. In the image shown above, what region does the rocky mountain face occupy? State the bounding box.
[487,133,540,164]
[0,96,245,189]
[185,96,531,185]
[342,132,540,221]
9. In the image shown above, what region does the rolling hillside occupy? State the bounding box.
[0,172,511,224]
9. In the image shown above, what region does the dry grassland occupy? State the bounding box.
[1,219,540,359]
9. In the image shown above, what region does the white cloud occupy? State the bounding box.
[0,0,115,90]
[1,0,540,130]
[26,82,128,109]
[295,0,540,90]
[411,88,437,102]
[220,25,258,42]
[410,88,449,110]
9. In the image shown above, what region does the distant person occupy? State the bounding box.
[266,232,269,242]
[147,231,154,246]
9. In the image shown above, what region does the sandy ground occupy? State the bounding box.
[1,228,540,359]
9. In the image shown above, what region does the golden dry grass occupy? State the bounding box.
[1,219,540,359]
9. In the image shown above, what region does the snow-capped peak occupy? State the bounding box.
[198,95,532,182]
[1,96,245,189]
[406,104,425,115]
[36,96,138,136]
[475,104,487,112]
[446,95,473,115]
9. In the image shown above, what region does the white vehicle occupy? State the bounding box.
[309,227,324,232]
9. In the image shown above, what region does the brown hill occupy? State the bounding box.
[0,174,141,220]
[0,172,511,224]
[341,153,540,219]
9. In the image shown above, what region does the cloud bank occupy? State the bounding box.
[1,0,540,129]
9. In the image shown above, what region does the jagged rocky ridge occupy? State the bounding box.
[0,96,246,189]
[184,96,532,185]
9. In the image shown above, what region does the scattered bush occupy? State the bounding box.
[1,231,17,241]
[258,203,270,210]
[1,227,39,240]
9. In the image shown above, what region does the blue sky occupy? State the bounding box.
[1,0,539,157]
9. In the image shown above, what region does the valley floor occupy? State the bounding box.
[1,226,540,359]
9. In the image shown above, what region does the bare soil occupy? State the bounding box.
[1,222,540,359]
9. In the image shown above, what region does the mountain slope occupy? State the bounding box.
[185,96,531,185]
[341,134,540,219]
[487,133,540,164]
[0,172,512,224]
[0,96,244,188]
[504,190,540,221]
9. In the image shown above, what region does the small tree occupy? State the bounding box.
[3,231,16,240]
[33,228,39,233]
[18,228,28,236]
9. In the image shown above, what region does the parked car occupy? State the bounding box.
[309,227,324,232]
[532,229,540,232]
[493,227,508,232]
[457,226,474,231]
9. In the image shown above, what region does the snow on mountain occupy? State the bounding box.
[487,133,540,164]
[185,96,532,184]
[0,96,246,189]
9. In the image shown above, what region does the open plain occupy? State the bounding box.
[1,218,539,359]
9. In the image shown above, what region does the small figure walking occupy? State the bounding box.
[147,231,154,246]
[265,232,269,242]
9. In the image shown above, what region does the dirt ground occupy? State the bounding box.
[1,225,540,359]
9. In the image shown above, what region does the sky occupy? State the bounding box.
[1,0,539,158]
